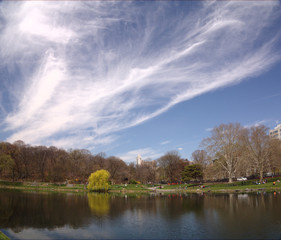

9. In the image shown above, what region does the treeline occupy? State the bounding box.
[0,140,129,183]
[199,123,281,182]
[0,139,189,184]
[0,123,281,184]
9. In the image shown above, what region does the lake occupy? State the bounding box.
[1,190,281,239]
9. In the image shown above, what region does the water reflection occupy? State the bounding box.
[0,191,92,232]
[198,193,281,239]
[87,193,109,216]
[1,190,281,239]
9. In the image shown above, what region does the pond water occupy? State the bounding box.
[1,190,281,239]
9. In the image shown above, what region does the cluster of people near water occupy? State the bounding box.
[255,179,267,185]
[255,179,280,185]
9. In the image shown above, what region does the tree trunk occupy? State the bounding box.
[228,169,233,183]
[259,170,263,182]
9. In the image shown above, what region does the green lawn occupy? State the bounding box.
[1,178,281,193]
[204,181,281,191]
[160,183,199,189]
[0,180,87,192]
[109,184,153,191]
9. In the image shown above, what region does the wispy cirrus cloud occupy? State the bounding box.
[244,119,273,129]
[160,140,170,145]
[205,128,213,132]
[0,1,280,149]
[118,148,162,163]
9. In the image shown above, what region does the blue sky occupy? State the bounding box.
[0,1,281,163]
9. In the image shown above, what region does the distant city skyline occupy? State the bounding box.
[0,1,281,162]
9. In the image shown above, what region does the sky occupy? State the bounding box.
[0,0,281,163]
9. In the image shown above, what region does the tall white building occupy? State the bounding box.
[136,154,143,166]
[269,124,281,140]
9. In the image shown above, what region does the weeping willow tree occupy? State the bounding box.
[87,169,110,192]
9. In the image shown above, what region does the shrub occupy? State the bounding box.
[129,180,138,184]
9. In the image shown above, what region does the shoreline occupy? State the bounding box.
[1,184,281,194]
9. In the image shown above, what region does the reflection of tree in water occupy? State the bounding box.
[108,193,205,220]
[0,193,14,221]
[159,194,204,219]
[87,193,110,216]
[0,191,92,232]
[2,190,281,238]
[1,191,206,233]
[200,193,281,238]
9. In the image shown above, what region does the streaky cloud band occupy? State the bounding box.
[0,1,280,149]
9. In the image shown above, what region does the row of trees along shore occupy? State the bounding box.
[0,123,281,184]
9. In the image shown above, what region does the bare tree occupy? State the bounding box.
[242,125,274,182]
[13,140,33,180]
[105,156,128,184]
[191,149,209,169]
[203,162,225,181]
[202,123,244,183]
[135,160,158,184]
[270,139,281,176]
[47,147,70,182]
[128,162,136,182]
[158,151,182,182]
[33,146,49,182]
[92,152,106,171]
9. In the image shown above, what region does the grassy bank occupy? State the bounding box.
[0,180,151,193]
[1,178,281,194]
[0,180,87,193]
[201,179,281,193]
[0,231,9,240]
[155,178,281,193]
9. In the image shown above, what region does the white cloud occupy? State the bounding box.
[0,1,280,149]
[118,148,162,163]
[244,120,271,129]
[160,140,170,145]
[48,134,116,151]
[19,6,74,43]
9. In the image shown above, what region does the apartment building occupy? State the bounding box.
[269,124,281,140]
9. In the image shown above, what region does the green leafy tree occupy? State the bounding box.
[181,164,203,182]
[87,169,110,191]
[0,154,15,176]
